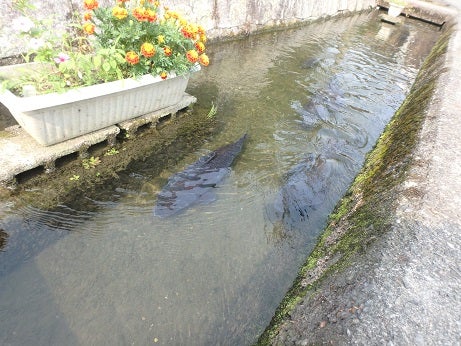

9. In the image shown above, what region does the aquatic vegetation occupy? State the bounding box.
[82,156,101,170]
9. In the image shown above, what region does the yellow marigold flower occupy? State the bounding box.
[166,10,179,19]
[83,0,99,11]
[146,9,157,22]
[200,33,207,43]
[179,18,187,27]
[125,51,140,65]
[82,22,95,35]
[199,54,210,66]
[112,6,128,20]
[83,12,92,21]
[197,25,205,35]
[163,46,172,56]
[195,41,205,54]
[189,23,198,35]
[141,42,155,58]
[157,35,165,44]
[133,7,147,21]
[160,71,168,80]
[181,25,195,39]
[186,49,199,63]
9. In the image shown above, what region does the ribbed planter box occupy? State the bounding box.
[0,63,193,146]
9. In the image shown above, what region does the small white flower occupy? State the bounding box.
[13,16,35,33]
[28,37,45,50]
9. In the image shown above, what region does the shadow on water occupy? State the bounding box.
[0,11,440,345]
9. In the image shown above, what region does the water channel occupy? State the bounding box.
[0,11,440,346]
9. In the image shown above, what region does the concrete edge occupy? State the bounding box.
[256,1,460,344]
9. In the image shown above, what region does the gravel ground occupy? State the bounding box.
[270,1,461,345]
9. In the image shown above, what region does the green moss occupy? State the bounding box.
[256,25,453,346]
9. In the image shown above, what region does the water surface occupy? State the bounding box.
[0,12,439,345]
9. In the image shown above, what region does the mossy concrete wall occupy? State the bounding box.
[257,0,459,343]
[0,0,375,58]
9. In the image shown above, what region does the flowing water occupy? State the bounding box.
[0,12,440,346]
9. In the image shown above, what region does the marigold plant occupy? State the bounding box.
[4,0,210,96]
[83,0,210,78]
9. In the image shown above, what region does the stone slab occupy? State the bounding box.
[0,125,120,185]
[0,93,197,186]
[380,13,403,25]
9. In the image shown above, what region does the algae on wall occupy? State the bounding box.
[256,22,452,346]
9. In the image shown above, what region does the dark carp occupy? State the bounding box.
[154,134,247,217]
[266,153,332,233]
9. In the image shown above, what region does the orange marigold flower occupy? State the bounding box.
[197,25,205,35]
[199,54,210,66]
[112,6,128,19]
[146,9,157,22]
[163,46,172,56]
[133,7,147,21]
[160,71,168,80]
[83,0,99,11]
[186,49,199,63]
[141,42,155,58]
[83,12,92,21]
[125,51,140,65]
[181,25,194,39]
[82,22,95,35]
[195,41,205,54]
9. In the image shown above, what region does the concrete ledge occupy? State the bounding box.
[377,0,457,25]
[0,93,196,187]
[0,125,120,187]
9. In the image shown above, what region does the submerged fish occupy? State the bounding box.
[154,134,247,217]
[266,153,331,232]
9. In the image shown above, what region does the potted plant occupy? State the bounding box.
[387,0,407,17]
[0,0,210,146]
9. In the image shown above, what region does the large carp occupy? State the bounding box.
[154,134,247,217]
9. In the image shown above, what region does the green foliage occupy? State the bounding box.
[104,148,120,156]
[207,102,217,118]
[82,156,101,170]
[4,0,210,95]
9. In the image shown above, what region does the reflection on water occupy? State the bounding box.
[0,12,439,345]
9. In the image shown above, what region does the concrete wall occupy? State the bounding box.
[0,0,376,59]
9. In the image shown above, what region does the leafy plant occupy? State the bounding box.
[82,156,101,169]
[4,0,210,95]
[104,148,120,156]
[207,102,217,118]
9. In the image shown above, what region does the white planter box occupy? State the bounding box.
[0,64,193,146]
